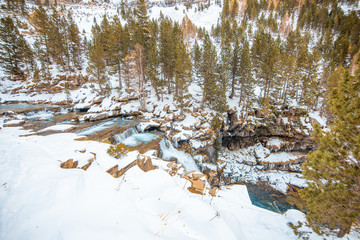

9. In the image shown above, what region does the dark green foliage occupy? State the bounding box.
[251,27,280,104]
[0,16,33,79]
[300,67,360,237]
[134,0,150,51]
[87,29,108,95]
[66,12,83,70]
[174,35,192,110]
[238,41,254,110]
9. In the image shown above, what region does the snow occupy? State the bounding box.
[309,111,328,128]
[266,138,284,149]
[37,124,74,132]
[150,3,222,31]
[136,121,161,132]
[0,123,319,240]
[262,152,302,163]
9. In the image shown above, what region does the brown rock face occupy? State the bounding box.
[184,172,207,195]
[136,155,157,172]
[106,154,157,178]
[223,108,316,152]
[60,159,78,169]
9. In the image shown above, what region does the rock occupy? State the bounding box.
[167,161,181,176]
[136,121,161,132]
[106,165,119,177]
[3,120,26,127]
[92,97,104,104]
[138,138,162,155]
[136,155,157,172]
[174,114,186,122]
[184,172,207,195]
[107,154,157,178]
[60,159,78,169]
[209,187,218,197]
[89,112,109,121]
[114,96,139,102]
[81,161,92,171]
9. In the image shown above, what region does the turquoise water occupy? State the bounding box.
[245,182,298,213]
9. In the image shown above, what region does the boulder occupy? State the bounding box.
[60,159,78,169]
[184,172,207,195]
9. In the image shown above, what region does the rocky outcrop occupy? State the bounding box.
[223,108,316,152]
[106,154,157,178]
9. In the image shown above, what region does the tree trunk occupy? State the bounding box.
[337,225,351,238]
[230,71,236,99]
[118,60,122,90]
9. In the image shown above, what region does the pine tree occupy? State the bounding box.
[146,20,162,100]
[109,16,130,91]
[67,11,83,70]
[192,39,202,78]
[47,8,67,67]
[299,49,320,110]
[238,41,254,110]
[229,37,240,99]
[222,0,230,19]
[134,44,147,111]
[87,32,108,95]
[0,16,33,80]
[159,17,176,94]
[300,68,360,238]
[134,0,150,51]
[31,6,50,63]
[98,15,113,66]
[218,36,231,97]
[174,36,192,111]
[200,34,218,106]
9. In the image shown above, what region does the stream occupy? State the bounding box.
[1,103,298,213]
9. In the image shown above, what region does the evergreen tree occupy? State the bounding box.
[47,8,67,67]
[222,0,230,19]
[146,20,162,100]
[87,32,108,95]
[67,12,83,70]
[238,41,254,110]
[159,17,176,93]
[192,39,202,78]
[31,6,50,62]
[229,37,240,99]
[98,15,113,65]
[200,34,218,106]
[218,36,231,97]
[299,49,320,110]
[109,16,130,91]
[0,16,33,80]
[134,0,150,51]
[200,33,228,112]
[300,68,360,238]
[174,37,192,111]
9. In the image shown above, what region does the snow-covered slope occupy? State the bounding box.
[0,121,322,240]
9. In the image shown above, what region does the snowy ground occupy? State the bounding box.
[2,119,354,240]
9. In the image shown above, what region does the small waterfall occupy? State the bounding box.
[160,138,200,172]
[114,127,138,143]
